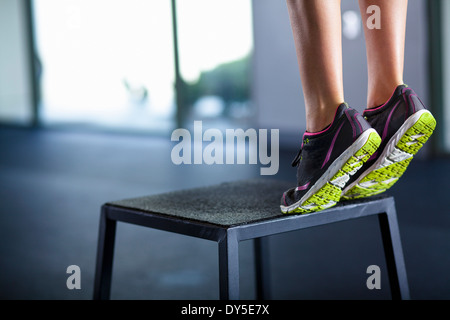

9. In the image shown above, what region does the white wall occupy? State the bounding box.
[251,0,304,146]
[0,0,33,125]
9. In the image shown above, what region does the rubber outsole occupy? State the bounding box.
[281,130,381,214]
[341,110,436,200]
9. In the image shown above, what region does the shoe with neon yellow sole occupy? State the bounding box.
[341,84,436,200]
[280,103,381,214]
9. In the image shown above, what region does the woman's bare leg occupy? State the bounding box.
[359,0,408,108]
[286,0,344,133]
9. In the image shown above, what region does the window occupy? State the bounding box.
[33,0,176,133]
[32,0,254,133]
[172,0,254,129]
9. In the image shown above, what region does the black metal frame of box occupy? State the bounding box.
[93,180,410,300]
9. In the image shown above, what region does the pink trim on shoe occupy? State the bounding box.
[345,109,357,139]
[382,100,401,140]
[295,182,310,192]
[321,122,345,169]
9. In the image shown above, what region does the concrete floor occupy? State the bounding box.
[0,126,449,300]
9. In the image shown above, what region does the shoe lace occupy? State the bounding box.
[291,148,302,167]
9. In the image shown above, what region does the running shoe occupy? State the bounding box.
[280,103,381,214]
[341,84,436,200]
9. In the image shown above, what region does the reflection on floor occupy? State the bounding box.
[0,126,449,300]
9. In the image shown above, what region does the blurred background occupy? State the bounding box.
[0,0,449,300]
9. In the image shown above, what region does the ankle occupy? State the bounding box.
[305,101,344,133]
[306,119,332,133]
[367,81,404,109]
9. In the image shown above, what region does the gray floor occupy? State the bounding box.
[0,126,449,300]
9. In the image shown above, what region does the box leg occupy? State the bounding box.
[378,209,410,300]
[93,206,117,300]
[254,237,271,300]
[218,230,240,300]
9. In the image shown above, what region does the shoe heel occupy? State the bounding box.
[290,131,381,214]
[336,131,381,180]
[396,110,436,155]
[341,110,436,200]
